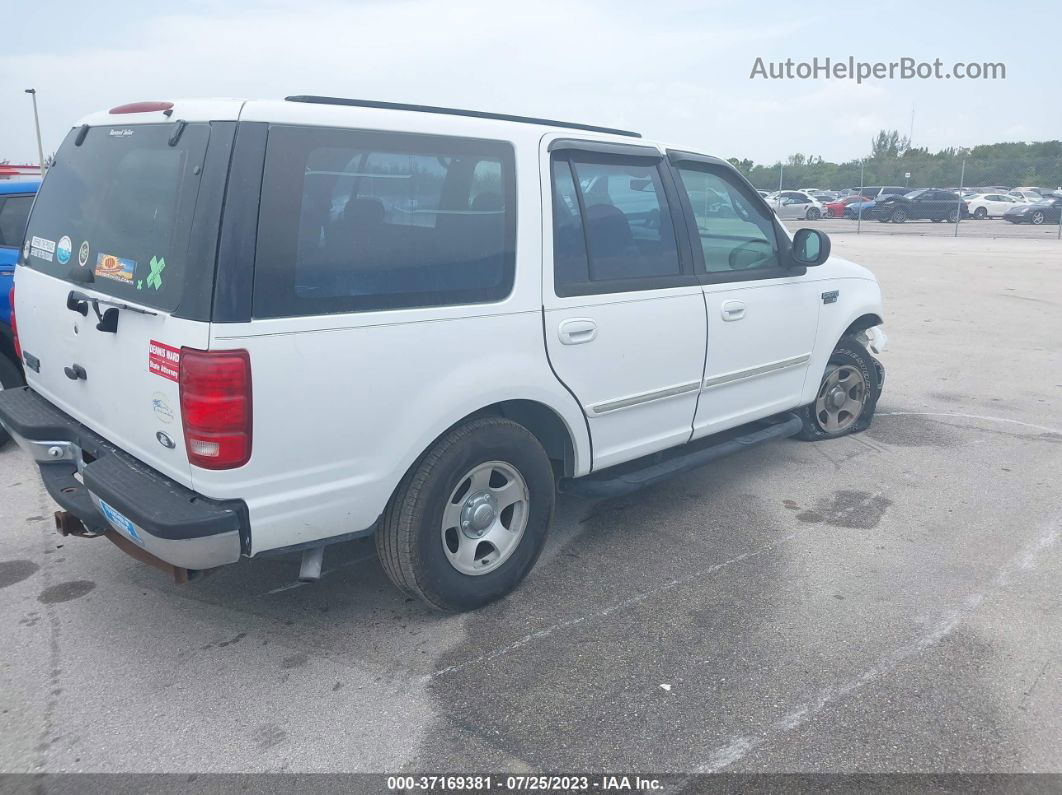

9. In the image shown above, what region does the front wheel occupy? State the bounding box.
[796,338,882,441]
[0,355,26,448]
[890,208,907,223]
[376,416,555,611]
[806,207,821,220]
[1031,211,1045,225]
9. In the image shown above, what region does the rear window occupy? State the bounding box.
[253,125,516,318]
[0,194,34,249]
[20,122,211,312]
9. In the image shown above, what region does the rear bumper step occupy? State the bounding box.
[559,412,804,498]
[0,386,246,572]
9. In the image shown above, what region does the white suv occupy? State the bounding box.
[0,96,886,611]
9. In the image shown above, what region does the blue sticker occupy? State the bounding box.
[56,236,72,265]
[97,499,143,545]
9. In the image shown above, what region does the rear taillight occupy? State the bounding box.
[179,348,252,470]
[9,286,20,363]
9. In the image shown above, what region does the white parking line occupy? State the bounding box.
[696,511,1061,772]
[877,411,1062,435]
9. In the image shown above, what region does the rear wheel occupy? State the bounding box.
[376,416,555,611]
[1031,211,1045,225]
[946,208,960,223]
[0,355,25,447]
[796,338,882,441]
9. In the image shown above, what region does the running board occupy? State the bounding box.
[558,412,803,498]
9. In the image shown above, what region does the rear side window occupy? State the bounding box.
[20,123,211,312]
[253,126,516,317]
[0,195,33,248]
[550,154,683,296]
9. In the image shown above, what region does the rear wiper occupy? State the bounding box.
[67,289,157,333]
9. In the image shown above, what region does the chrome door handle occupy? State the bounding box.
[558,318,598,345]
[721,300,746,321]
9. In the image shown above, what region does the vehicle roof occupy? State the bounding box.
[0,179,40,195]
[74,96,716,158]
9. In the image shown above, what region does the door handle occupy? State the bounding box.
[558,318,597,345]
[721,300,746,321]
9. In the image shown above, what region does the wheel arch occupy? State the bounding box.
[843,313,883,338]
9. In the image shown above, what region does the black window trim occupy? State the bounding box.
[666,150,804,285]
[547,138,663,159]
[0,193,36,250]
[550,150,697,299]
[250,123,519,320]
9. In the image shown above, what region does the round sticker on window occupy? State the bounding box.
[56,236,72,265]
[78,241,90,268]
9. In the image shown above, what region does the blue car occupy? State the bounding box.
[842,199,876,219]
[0,179,40,444]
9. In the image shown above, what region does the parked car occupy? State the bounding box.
[843,199,877,219]
[1008,190,1041,203]
[0,97,886,610]
[965,192,1024,219]
[1003,196,1062,224]
[766,190,825,220]
[850,186,906,201]
[0,179,39,447]
[871,189,969,223]
[809,191,838,203]
[825,194,870,218]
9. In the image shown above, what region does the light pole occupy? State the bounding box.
[25,88,45,177]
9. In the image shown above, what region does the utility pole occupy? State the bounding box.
[954,158,965,238]
[25,89,45,177]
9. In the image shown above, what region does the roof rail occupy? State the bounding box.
[284,96,641,138]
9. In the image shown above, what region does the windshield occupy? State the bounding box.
[21,122,211,312]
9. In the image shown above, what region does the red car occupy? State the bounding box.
[825,194,871,218]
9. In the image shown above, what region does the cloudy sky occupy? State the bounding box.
[1,0,1054,165]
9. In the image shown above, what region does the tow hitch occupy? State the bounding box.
[52,509,200,585]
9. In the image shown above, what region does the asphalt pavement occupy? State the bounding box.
[0,233,1059,776]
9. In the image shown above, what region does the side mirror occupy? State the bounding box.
[792,228,831,267]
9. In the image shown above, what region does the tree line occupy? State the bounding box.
[728,130,1062,191]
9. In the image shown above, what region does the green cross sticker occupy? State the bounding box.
[146,256,165,290]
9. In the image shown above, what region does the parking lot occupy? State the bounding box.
[0,233,1059,776]
[804,217,1062,239]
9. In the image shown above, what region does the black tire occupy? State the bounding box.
[796,337,882,441]
[973,207,988,220]
[946,209,960,223]
[0,354,25,448]
[931,218,942,223]
[806,207,821,220]
[1031,211,1045,225]
[376,416,555,611]
[890,208,907,223]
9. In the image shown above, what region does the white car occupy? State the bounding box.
[965,192,1025,219]
[766,190,825,220]
[0,96,886,611]
[1008,190,1041,203]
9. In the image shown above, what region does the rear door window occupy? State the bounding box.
[0,195,33,249]
[550,154,685,296]
[253,126,516,318]
[20,123,211,311]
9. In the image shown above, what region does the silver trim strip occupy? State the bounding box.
[591,381,701,415]
[702,354,811,390]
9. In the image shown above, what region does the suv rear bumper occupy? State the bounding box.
[0,387,246,571]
